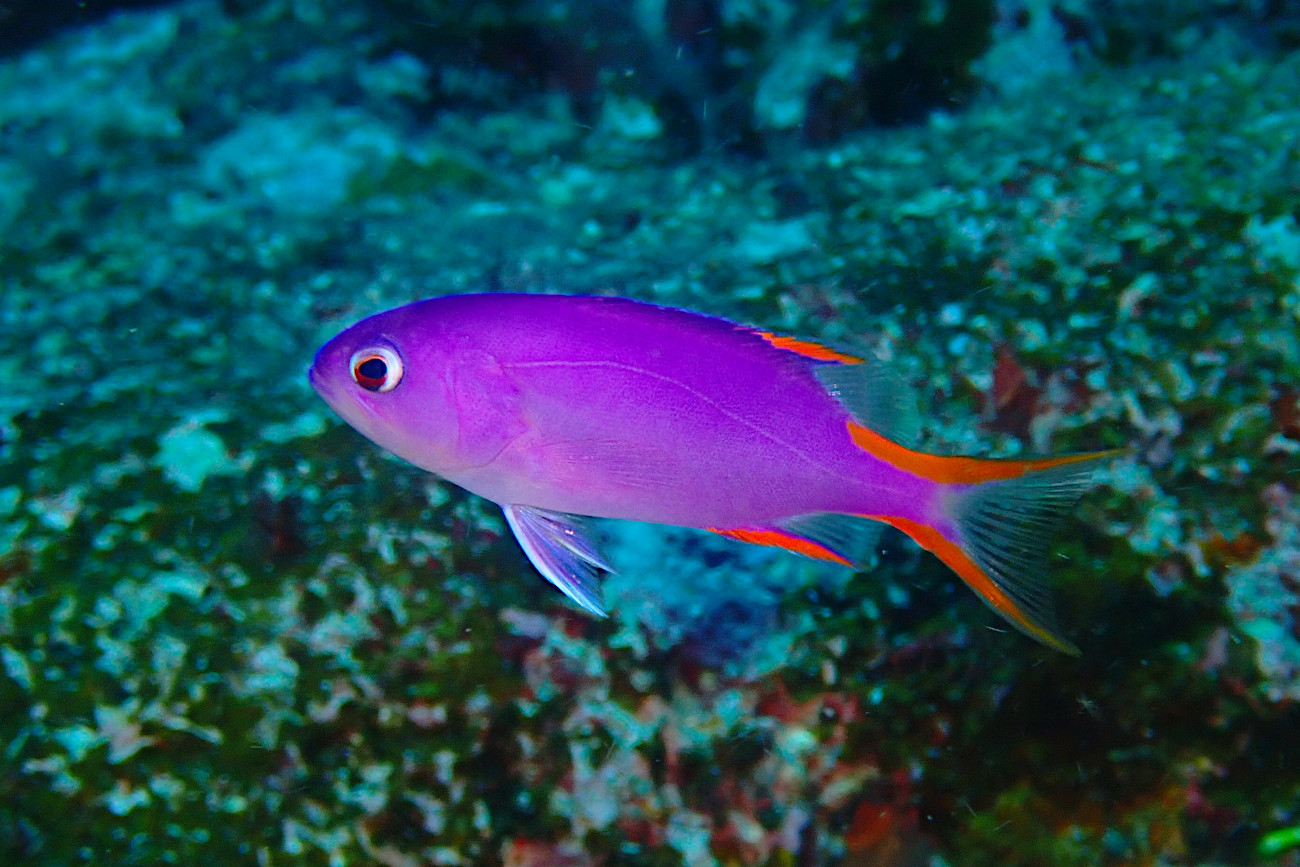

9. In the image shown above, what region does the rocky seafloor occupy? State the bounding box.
[2,1,1300,865]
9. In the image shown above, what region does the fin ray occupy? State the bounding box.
[868,514,1079,654]
[532,437,677,494]
[816,356,923,449]
[863,451,1113,655]
[951,458,1102,646]
[776,512,882,569]
[503,505,611,617]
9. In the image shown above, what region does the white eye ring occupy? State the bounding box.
[350,346,404,393]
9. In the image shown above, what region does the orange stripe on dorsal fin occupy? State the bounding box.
[847,420,1121,485]
[757,332,864,365]
[708,526,854,566]
[862,514,1081,655]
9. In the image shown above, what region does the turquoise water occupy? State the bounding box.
[2,2,1299,864]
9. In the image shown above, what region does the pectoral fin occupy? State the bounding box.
[449,349,527,466]
[503,505,613,617]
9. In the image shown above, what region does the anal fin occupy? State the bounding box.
[776,513,883,570]
[708,524,855,567]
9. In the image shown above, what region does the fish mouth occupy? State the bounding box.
[307,359,388,434]
[306,364,333,408]
[307,345,342,401]
[307,360,350,418]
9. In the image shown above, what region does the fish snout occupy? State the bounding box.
[307,361,325,394]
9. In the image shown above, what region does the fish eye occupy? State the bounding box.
[350,346,403,393]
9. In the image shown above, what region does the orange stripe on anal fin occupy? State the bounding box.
[847,421,1120,485]
[757,332,864,365]
[708,526,853,566]
[866,514,1080,655]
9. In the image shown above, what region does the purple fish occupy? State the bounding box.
[310,293,1114,653]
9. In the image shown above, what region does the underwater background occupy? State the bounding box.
[3,0,1300,864]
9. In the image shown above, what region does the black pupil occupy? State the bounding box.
[358,357,387,381]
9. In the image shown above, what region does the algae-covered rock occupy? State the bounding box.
[2,2,1300,865]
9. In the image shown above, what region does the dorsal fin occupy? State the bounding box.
[755,331,866,364]
[753,326,921,447]
[815,353,922,449]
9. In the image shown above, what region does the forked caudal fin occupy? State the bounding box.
[851,421,1120,655]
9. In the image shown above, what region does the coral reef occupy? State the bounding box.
[1,1,1300,865]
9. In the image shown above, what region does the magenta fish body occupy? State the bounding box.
[311,293,1112,654]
